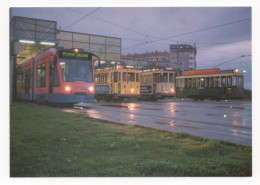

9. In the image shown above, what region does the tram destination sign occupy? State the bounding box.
[59,51,91,60]
[140,85,152,94]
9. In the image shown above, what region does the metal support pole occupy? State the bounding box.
[10,55,13,104]
[12,54,17,101]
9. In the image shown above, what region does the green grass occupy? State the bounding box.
[10,102,252,177]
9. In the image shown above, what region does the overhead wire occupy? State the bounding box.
[65,8,251,54]
[62,7,102,30]
[65,8,183,44]
[213,55,251,68]
[123,17,251,51]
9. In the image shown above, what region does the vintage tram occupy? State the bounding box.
[175,68,244,100]
[140,68,176,100]
[94,66,141,101]
[18,47,96,104]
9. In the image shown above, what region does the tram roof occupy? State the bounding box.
[176,71,244,79]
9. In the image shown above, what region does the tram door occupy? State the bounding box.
[49,62,54,93]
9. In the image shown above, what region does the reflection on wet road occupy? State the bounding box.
[62,100,252,145]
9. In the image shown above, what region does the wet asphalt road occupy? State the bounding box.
[61,99,252,146]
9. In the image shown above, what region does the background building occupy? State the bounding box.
[170,44,197,73]
[121,51,170,68]
[57,30,121,64]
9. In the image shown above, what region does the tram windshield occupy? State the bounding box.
[60,59,93,82]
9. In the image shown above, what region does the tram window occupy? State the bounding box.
[136,73,139,82]
[227,76,232,87]
[128,73,135,82]
[201,78,205,87]
[123,72,126,81]
[36,63,46,88]
[221,77,226,87]
[196,78,200,88]
[233,76,237,87]
[163,73,168,82]
[106,73,109,83]
[216,77,220,87]
[96,74,98,83]
[111,73,113,82]
[94,74,98,83]
[99,73,103,84]
[155,74,162,83]
[114,72,118,82]
[54,65,60,86]
[238,76,242,87]
[143,75,150,84]
[205,78,209,88]
[184,79,188,88]
[119,72,121,82]
[169,73,174,82]
[181,79,184,88]
[98,74,101,84]
[209,77,213,87]
[192,78,196,88]
[188,78,192,88]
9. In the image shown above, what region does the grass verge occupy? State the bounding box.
[10,102,252,177]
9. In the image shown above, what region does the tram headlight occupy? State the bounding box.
[65,86,71,92]
[89,86,94,92]
[130,88,134,93]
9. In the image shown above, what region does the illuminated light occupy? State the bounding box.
[223,114,227,118]
[19,40,35,44]
[74,48,79,53]
[130,88,134,93]
[40,41,55,46]
[165,90,168,93]
[171,88,174,92]
[126,65,134,69]
[234,69,239,73]
[129,114,135,118]
[122,91,125,94]
[65,86,71,92]
[243,70,246,73]
[89,86,94,92]
[111,61,115,64]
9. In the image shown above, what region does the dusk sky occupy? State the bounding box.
[11,7,252,89]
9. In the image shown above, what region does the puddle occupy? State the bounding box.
[215,106,244,110]
[182,126,199,129]
[145,108,162,110]
[206,113,218,116]
[101,104,129,108]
